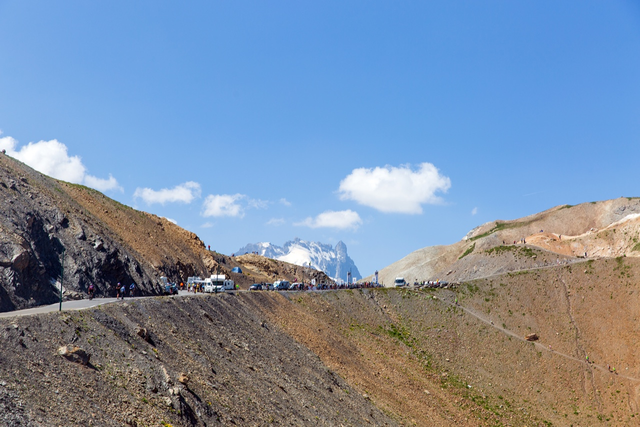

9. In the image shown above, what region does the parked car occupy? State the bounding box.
[264,283,274,290]
[249,283,263,291]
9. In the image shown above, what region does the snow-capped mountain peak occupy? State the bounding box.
[235,239,361,283]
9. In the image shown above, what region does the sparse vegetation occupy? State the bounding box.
[459,243,475,259]
[485,245,515,255]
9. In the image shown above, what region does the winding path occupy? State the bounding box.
[439,296,640,383]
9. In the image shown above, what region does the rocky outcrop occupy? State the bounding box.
[0,154,216,312]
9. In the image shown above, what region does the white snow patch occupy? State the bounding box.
[606,214,640,230]
[277,246,314,268]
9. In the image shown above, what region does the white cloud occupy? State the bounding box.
[295,210,362,230]
[201,222,214,228]
[471,207,478,216]
[163,217,178,224]
[267,218,285,226]
[84,174,121,192]
[0,135,123,192]
[280,198,292,207]
[338,162,451,214]
[133,181,201,205]
[202,194,245,218]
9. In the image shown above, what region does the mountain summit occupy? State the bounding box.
[235,238,361,283]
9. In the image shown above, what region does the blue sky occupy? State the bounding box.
[1,1,639,277]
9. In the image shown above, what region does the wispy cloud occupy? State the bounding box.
[295,210,362,230]
[248,198,270,210]
[471,207,478,215]
[134,181,201,205]
[0,134,123,192]
[280,198,292,207]
[267,218,285,226]
[522,190,546,197]
[338,162,451,214]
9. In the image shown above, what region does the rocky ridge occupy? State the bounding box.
[376,197,640,285]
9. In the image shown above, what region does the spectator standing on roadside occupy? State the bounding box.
[129,283,135,297]
[116,282,121,299]
[120,283,126,300]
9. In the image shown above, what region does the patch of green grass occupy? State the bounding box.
[507,270,530,277]
[485,245,516,256]
[459,243,476,259]
[66,182,97,192]
[632,243,640,252]
[465,282,479,295]
[380,323,415,348]
[519,246,536,258]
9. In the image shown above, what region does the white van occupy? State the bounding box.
[273,280,291,291]
[394,277,407,287]
[203,274,235,292]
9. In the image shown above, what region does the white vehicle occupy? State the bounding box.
[203,274,235,292]
[273,280,291,291]
[394,277,407,287]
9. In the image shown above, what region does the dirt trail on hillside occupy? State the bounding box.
[440,294,640,384]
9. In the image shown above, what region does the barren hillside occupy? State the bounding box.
[3,151,640,425]
[377,198,640,286]
[2,222,640,424]
[7,255,639,426]
[0,292,394,426]
[0,154,328,312]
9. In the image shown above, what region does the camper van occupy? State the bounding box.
[203,274,235,293]
[273,280,291,291]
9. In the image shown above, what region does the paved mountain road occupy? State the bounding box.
[0,291,195,318]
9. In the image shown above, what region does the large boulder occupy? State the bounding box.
[57,345,90,365]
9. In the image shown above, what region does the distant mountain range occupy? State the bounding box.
[235,238,361,283]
